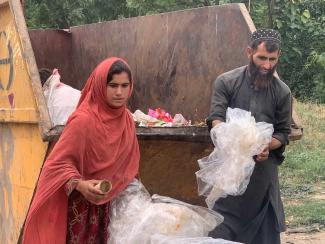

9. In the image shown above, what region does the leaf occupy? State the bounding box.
[301,15,308,24]
[302,9,311,19]
[292,47,303,57]
[276,19,283,29]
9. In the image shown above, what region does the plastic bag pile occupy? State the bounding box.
[108,179,239,244]
[196,108,274,209]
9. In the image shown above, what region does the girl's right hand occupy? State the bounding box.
[76,179,107,205]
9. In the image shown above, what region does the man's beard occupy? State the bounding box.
[248,58,277,89]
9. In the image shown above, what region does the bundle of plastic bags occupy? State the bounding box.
[196,108,274,209]
[108,179,226,244]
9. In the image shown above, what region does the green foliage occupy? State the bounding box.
[294,52,325,103]
[25,0,87,28]
[82,0,134,23]
[126,0,219,16]
[280,102,325,227]
[25,0,135,28]
[272,0,325,102]
[25,0,220,28]
[24,0,324,102]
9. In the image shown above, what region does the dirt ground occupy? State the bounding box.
[281,231,325,244]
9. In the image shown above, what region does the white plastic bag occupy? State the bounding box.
[172,114,189,126]
[43,69,81,126]
[196,108,274,209]
[133,109,158,125]
[150,235,242,244]
[108,180,223,244]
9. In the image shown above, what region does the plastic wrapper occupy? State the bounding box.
[196,108,274,209]
[43,69,81,126]
[133,109,158,125]
[108,180,223,244]
[172,114,190,126]
[150,235,241,244]
[148,108,173,122]
[133,108,190,127]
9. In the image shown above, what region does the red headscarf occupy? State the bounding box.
[23,57,140,244]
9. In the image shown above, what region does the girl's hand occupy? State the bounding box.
[76,179,107,205]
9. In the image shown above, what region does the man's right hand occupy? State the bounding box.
[255,146,270,162]
[76,179,107,205]
[212,119,222,128]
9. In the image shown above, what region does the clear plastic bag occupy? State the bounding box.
[196,108,274,209]
[108,180,223,244]
[150,235,242,244]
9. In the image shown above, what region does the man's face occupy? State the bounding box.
[246,42,280,85]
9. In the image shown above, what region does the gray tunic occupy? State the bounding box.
[207,66,292,243]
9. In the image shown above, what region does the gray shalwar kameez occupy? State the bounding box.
[207,66,292,244]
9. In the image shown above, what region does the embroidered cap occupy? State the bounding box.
[251,28,281,45]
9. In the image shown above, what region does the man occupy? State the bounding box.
[207,29,292,244]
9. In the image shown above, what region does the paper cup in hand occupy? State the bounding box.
[95,180,112,193]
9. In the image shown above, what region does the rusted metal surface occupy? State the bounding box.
[29,4,253,122]
[139,140,211,206]
[28,29,74,88]
[45,125,211,142]
[47,124,301,144]
[136,126,210,142]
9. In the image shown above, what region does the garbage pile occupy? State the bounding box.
[133,108,191,127]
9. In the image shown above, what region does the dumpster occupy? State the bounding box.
[0,1,303,243]
[0,0,51,243]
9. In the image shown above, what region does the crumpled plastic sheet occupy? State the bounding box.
[108,179,224,244]
[150,235,242,244]
[196,108,274,209]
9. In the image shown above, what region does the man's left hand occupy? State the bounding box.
[255,146,269,162]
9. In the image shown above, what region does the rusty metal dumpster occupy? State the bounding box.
[0,1,303,243]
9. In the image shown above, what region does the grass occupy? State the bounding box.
[279,101,325,228]
[285,200,325,228]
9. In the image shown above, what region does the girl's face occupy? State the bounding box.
[106,72,130,108]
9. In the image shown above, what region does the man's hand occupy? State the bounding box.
[212,119,222,128]
[76,179,107,205]
[255,146,269,162]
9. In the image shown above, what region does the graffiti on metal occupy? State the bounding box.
[0,31,14,91]
[0,125,14,243]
